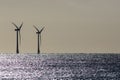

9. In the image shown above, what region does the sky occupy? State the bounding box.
[0,0,120,53]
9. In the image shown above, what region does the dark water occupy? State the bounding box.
[0,53,120,80]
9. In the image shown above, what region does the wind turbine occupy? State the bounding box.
[33,25,44,54]
[12,22,23,54]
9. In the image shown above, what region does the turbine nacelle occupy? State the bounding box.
[36,32,41,34]
[15,29,20,31]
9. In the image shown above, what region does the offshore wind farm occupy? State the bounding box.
[0,23,119,79]
[0,0,120,80]
[12,22,44,54]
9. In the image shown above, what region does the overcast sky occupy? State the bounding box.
[0,0,120,53]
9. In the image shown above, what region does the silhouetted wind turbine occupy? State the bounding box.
[12,22,23,54]
[33,25,44,54]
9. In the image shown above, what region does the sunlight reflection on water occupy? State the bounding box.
[0,53,120,80]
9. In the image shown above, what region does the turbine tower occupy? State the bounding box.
[34,25,44,54]
[12,22,23,54]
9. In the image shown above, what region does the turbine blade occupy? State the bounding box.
[19,22,23,30]
[40,34,41,47]
[19,31,21,45]
[12,22,19,29]
[33,25,39,32]
[40,27,44,33]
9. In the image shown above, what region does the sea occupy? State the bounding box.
[0,53,120,80]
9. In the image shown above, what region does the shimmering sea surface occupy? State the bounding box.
[0,53,120,80]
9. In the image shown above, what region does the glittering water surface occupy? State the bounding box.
[0,53,120,80]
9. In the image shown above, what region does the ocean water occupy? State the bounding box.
[0,53,120,80]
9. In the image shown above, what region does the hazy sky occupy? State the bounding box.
[0,0,120,53]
